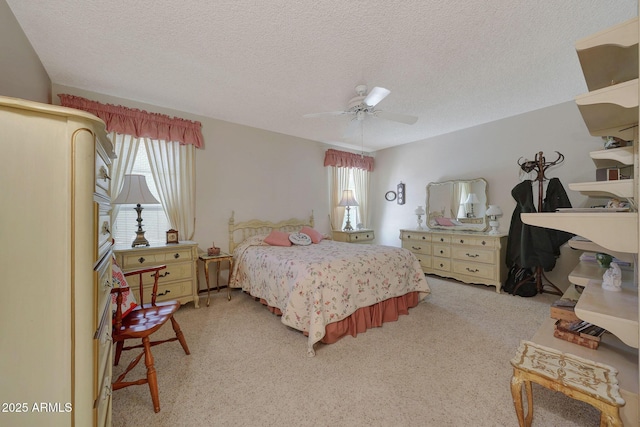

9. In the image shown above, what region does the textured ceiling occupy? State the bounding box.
[6,1,637,152]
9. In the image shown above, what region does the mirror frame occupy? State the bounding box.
[426,178,489,232]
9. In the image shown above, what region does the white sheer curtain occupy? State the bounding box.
[329,167,351,231]
[352,168,370,227]
[109,132,141,221]
[145,138,196,240]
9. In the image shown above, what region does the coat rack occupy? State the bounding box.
[514,151,565,296]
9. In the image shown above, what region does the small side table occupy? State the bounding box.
[510,340,624,426]
[198,252,234,306]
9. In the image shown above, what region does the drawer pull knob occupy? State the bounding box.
[482,241,486,246]
[460,239,464,244]
[174,253,181,259]
[156,289,171,297]
[439,263,444,268]
[440,238,444,242]
[138,257,146,264]
[152,271,170,279]
[439,250,444,254]
[466,253,479,258]
[101,332,112,345]
[466,268,479,273]
[99,166,111,181]
[421,236,425,240]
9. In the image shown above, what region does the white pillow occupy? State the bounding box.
[289,232,312,246]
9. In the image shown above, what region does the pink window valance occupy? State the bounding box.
[58,94,204,148]
[323,149,374,172]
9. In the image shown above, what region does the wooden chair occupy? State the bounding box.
[111,264,190,413]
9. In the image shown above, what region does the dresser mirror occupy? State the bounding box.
[426,178,489,231]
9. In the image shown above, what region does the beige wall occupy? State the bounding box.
[0,0,50,102]
[371,101,603,290]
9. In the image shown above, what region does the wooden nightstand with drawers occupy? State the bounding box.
[113,241,200,308]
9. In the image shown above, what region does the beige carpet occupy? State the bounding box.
[112,277,600,426]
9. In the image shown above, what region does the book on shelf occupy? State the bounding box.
[550,298,580,322]
[553,319,606,349]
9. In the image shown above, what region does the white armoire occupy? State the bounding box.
[0,96,114,426]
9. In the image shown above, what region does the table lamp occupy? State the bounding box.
[464,193,480,218]
[112,174,160,247]
[486,204,503,234]
[338,190,359,231]
[415,206,425,229]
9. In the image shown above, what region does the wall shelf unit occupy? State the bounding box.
[519,15,639,425]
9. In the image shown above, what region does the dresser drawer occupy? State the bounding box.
[432,244,451,258]
[402,241,431,255]
[452,236,497,248]
[96,206,112,261]
[132,279,193,304]
[95,254,113,318]
[452,260,496,280]
[400,230,431,242]
[413,253,432,269]
[128,261,194,287]
[94,147,111,199]
[120,247,194,269]
[451,247,495,264]
[95,346,112,427]
[347,230,374,242]
[432,235,451,244]
[431,257,451,272]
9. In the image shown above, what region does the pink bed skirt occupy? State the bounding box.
[257,291,421,344]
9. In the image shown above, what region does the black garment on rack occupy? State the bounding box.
[506,178,573,272]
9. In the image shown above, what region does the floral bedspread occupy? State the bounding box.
[230,235,430,355]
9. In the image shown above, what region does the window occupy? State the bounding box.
[113,146,171,245]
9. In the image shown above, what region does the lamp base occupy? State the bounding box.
[131,230,150,247]
[131,203,151,247]
[488,220,500,235]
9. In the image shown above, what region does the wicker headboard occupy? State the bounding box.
[228,211,315,253]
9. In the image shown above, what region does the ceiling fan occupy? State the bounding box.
[303,85,418,139]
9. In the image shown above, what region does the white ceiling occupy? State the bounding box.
[6,1,637,152]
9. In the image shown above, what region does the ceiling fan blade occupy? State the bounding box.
[373,110,418,125]
[364,87,390,107]
[303,110,348,118]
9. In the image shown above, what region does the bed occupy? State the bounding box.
[228,211,431,356]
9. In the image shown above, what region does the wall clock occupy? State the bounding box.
[385,190,397,201]
[397,182,405,205]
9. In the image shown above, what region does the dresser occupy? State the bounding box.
[0,96,114,426]
[113,241,200,308]
[400,228,507,293]
[332,229,375,243]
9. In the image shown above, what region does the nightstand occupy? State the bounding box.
[113,241,200,308]
[198,252,234,306]
[332,229,375,243]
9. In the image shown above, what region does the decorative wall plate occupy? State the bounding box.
[385,190,397,201]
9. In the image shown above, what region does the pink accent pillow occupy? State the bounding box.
[264,230,292,246]
[300,226,323,243]
[435,217,455,226]
[111,262,138,323]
